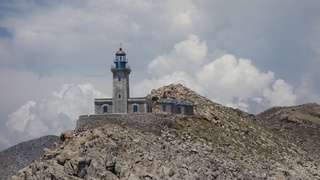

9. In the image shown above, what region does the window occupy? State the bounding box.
[102,105,108,114]
[133,104,138,113]
[118,77,121,82]
[118,93,122,100]
[163,105,166,112]
[177,107,182,114]
[185,106,189,114]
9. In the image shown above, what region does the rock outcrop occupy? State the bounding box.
[12,125,266,179]
[12,123,320,179]
[12,84,320,179]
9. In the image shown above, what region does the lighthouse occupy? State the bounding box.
[94,46,193,115]
[111,48,131,113]
[94,46,153,114]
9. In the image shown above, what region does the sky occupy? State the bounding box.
[0,0,320,150]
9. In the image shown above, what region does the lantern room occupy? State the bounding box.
[114,48,127,68]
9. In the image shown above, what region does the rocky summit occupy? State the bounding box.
[12,84,320,179]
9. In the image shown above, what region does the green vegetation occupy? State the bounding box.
[181,117,188,121]
[151,96,159,101]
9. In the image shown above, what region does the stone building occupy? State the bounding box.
[155,99,193,115]
[94,47,193,115]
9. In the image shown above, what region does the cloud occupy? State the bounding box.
[7,101,37,133]
[0,0,206,77]
[0,132,13,151]
[133,34,297,113]
[196,54,275,103]
[1,0,319,102]
[132,71,199,97]
[6,83,104,139]
[147,34,207,76]
[263,79,297,107]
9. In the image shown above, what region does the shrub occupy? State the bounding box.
[181,117,188,121]
[151,96,159,101]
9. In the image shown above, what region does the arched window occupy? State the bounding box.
[118,93,122,100]
[177,107,182,114]
[133,104,138,113]
[102,105,108,114]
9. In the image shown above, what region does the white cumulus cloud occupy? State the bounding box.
[132,71,199,97]
[6,83,104,139]
[7,101,37,132]
[196,54,275,103]
[133,34,297,113]
[263,79,297,107]
[147,34,207,76]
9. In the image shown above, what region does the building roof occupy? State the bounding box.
[115,48,126,55]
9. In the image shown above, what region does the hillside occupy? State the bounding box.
[0,135,59,180]
[149,84,316,160]
[258,103,320,162]
[12,84,320,179]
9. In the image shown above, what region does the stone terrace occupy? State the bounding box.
[75,113,172,135]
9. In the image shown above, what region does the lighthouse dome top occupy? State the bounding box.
[115,48,126,55]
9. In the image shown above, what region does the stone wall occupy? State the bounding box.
[75,113,172,135]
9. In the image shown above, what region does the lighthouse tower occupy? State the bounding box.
[111,47,131,113]
[94,46,154,114]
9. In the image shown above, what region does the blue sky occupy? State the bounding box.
[0,0,320,150]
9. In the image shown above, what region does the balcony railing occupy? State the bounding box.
[111,64,131,69]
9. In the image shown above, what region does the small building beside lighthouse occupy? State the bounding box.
[94,47,153,114]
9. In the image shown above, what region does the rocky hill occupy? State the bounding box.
[0,135,59,180]
[12,84,320,179]
[258,103,320,163]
